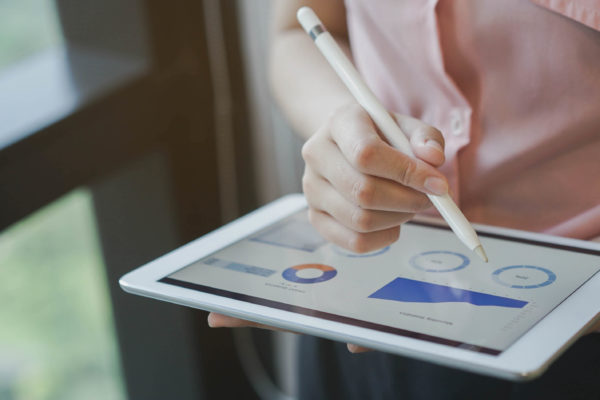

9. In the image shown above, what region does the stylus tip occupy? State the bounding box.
[474,245,488,263]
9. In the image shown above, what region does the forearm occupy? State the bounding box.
[269,19,353,140]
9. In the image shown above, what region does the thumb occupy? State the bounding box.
[393,114,445,167]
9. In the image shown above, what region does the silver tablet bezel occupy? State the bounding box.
[119,194,600,381]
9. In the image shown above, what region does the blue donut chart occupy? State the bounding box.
[492,265,556,289]
[410,251,470,272]
[282,264,337,284]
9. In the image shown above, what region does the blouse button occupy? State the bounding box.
[450,110,463,136]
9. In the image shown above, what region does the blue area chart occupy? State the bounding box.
[369,278,528,308]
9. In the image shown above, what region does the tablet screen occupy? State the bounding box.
[160,210,600,355]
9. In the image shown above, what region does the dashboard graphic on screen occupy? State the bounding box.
[163,210,600,355]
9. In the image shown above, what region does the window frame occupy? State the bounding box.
[0,1,259,398]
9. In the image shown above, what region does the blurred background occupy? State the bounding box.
[0,0,304,399]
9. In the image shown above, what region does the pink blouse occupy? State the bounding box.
[344,0,600,239]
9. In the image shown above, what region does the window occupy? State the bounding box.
[0,0,148,148]
[0,190,126,400]
[0,0,63,70]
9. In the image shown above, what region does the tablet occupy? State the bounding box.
[119,194,600,381]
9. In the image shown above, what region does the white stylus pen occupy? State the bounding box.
[297,7,488,262]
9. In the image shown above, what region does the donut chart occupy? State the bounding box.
[282,264,337,284]
[410,251,470,272]
[492,265,556,289]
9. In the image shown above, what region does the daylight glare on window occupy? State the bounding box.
[0,0,63,70]
[0,191,126,400]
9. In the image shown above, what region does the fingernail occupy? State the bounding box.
[424,177,448,195]
[425,139,443,153]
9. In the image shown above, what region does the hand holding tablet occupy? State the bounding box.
[208,308,371,353]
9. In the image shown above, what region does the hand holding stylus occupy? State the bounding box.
[297,7,488,261]
[302,103,450,253]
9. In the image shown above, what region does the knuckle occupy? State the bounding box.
[351,177,376,207]
[301,139,316,163]
[351,138,378,170]
[307,208,320,227]
[351,208,374,232]
[409,194,431,212]
[398,158,418,186]
[301,172,314,197]
[302,173,324,211]
[417,194,432,210]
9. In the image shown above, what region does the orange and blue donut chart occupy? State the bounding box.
[282,264,337,284]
